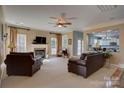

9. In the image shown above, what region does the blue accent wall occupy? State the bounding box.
[73,31,83,56]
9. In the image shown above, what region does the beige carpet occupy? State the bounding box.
[1,57,116,88]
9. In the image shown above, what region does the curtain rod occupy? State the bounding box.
[8,26,30,31]
[49,32,61,35]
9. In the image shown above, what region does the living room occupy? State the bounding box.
[0,4,124,88]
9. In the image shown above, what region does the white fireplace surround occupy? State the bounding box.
[31,44,48,58]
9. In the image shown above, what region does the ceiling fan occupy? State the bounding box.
[49,13,76,28]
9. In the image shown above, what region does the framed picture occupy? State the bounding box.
[68,39,72,45]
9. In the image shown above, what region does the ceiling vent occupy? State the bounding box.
[97,5,118,12]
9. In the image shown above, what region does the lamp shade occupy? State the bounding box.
[8,42,16,49]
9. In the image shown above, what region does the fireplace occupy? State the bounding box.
[34,48,46,58]
[31,44,48,58]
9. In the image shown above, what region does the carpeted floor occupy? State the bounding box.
[1,57,116,88]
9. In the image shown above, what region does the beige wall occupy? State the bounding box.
[84,23,124,64]
[0,6,5,84]
[6,27,73,57]
[18,29,50,54]
[0,6,4,65]
[63,31,73,56]
[6,27,60,56]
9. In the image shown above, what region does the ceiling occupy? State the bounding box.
[2,5,124,33]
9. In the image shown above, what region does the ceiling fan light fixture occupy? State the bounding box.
[49,13,75,28]
[58,24,62,27]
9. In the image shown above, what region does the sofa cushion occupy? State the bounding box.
[69,57,80,63]
[76,60,86,66]
[80,53,87,60]
[69,57,86,66]
[10,52,34,58]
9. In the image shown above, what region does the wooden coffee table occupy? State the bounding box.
[105,67,124,88]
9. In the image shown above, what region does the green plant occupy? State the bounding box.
[103,51,112,59]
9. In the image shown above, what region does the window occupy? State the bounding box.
[62,35,68,49]
[88,29,120,52]
[77,40,82,55]
[51,38,57,55]
[17,34,27,52]
[82,40,84,53]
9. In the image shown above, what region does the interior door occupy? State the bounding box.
[51,37,57,55]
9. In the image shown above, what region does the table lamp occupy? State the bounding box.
[8,42,16,52]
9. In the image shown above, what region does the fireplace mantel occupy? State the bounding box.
[31,44,48,57]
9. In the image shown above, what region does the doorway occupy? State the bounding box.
[51,37,57,55]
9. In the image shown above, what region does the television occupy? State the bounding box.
[33,36,46,44]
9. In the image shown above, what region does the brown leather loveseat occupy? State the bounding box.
[5,52,42,76]
[68,53,105,78]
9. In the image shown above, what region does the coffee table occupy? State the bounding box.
[104,67,124,88]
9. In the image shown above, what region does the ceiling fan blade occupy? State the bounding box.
[64,22,72,25]
[49,13,75,27]
[66,17,77,20]
[48,22,55,24]
[50,17,57,19]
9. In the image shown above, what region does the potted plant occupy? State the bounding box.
[103,51,112,67]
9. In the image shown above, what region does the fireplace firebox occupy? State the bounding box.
[34,48,46,58]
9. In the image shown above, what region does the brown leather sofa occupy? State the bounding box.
[68,53,105,78]
[4,52,42,76]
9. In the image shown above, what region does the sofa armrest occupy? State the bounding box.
[68,57,80,62]
[77,60,86,66]
[68,57,86,66]
[34,56,43,64]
